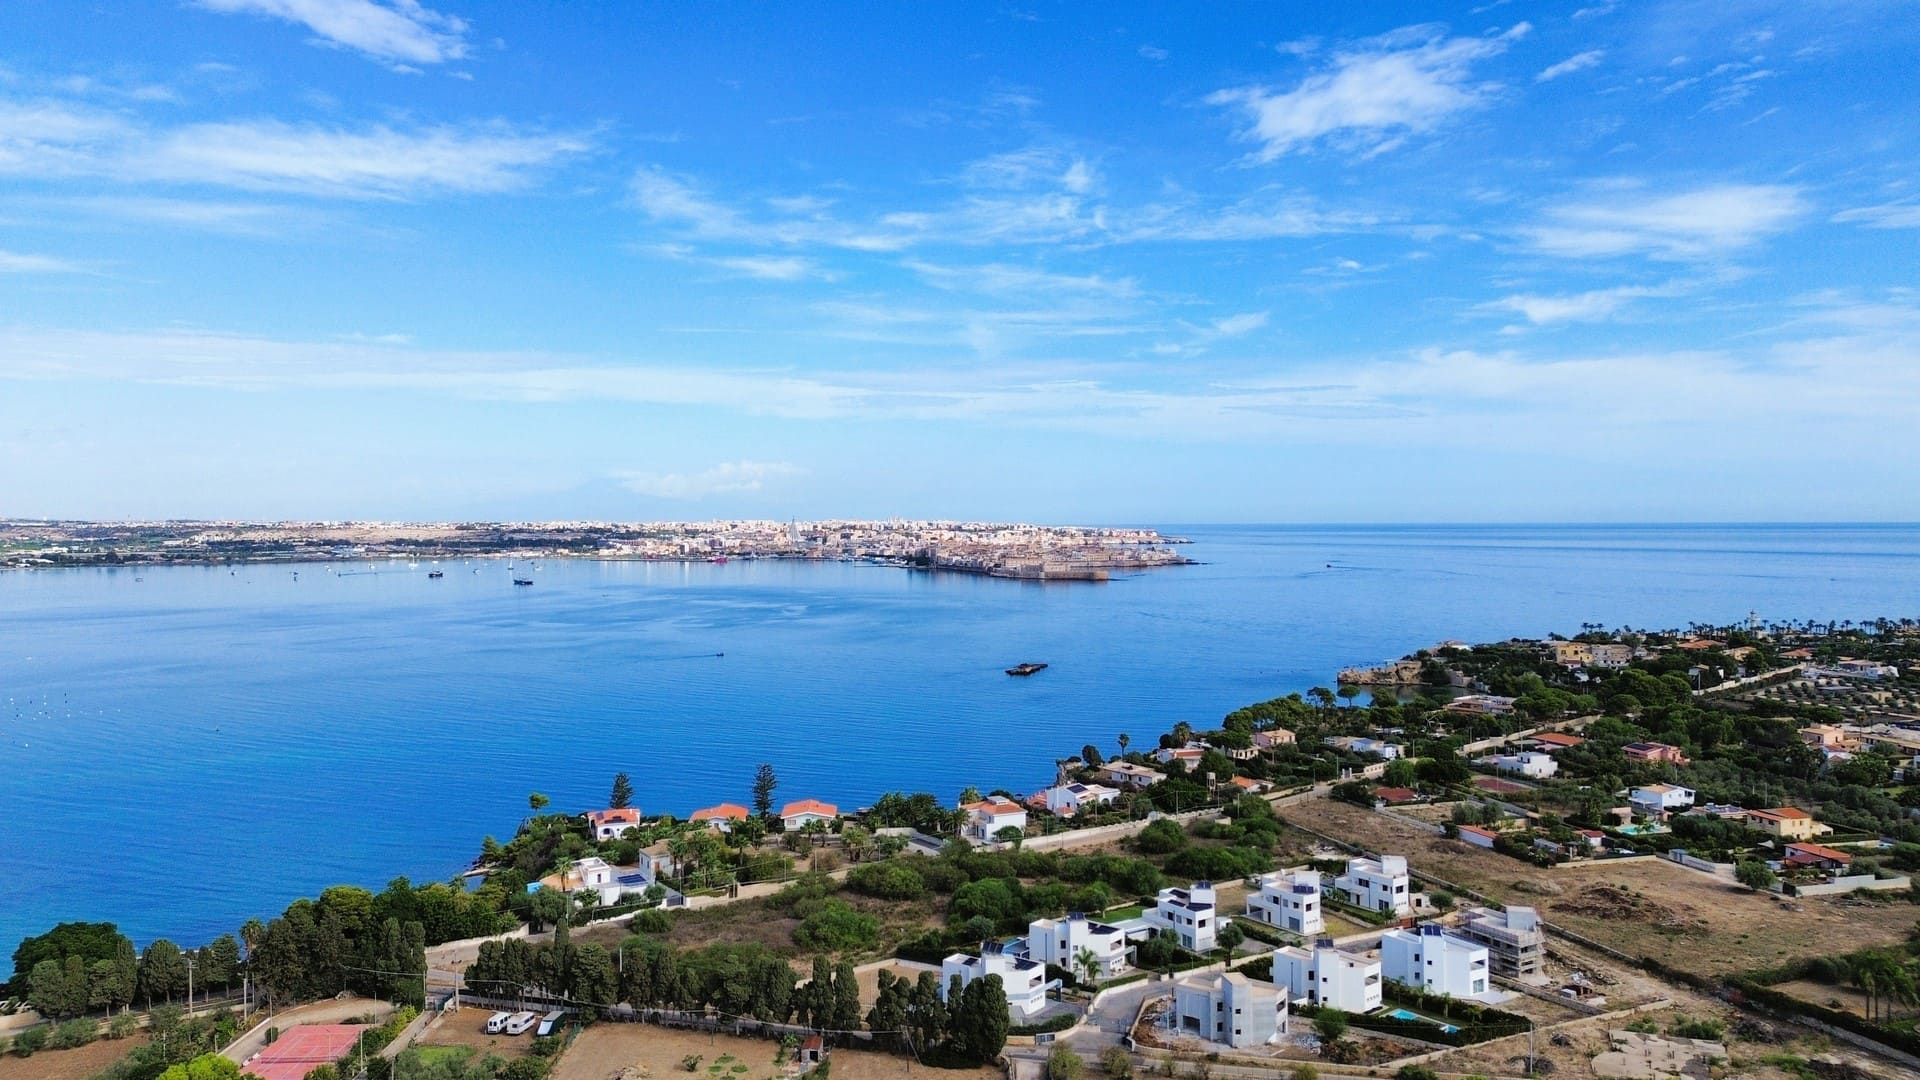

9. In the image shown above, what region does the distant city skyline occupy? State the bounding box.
[2,1,1917,523]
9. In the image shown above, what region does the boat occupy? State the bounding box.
[709,555,729,564]
[1005,662,1049,677]
[428,570,444,579]
[513,577,534,586]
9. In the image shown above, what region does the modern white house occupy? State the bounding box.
[1145,882,1221,953]
[1328,736,1404,760]
[1042,782,1121,817]
[1244,869,1323,936]
[1628,784,1696,813]
[1380,924,1491,999]
[940,942,1052,1018]
[780,799,839,830]
[961,798,1028,843]
[1172,970,1286,1049]
[1334,855,1412,916]
[1485,751,1558,779]
[585,807,643,841]
[557,857,657,907]
[1027,911,1131,980]
[1152,745,1206,768]
[1270,942,1383,1013]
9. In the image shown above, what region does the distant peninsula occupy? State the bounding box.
[0,518,1194,580]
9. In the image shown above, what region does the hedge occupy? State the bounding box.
[1009,1013,1077,1037]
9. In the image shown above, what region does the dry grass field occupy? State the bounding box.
[551,1023,1001,1080]
[0,1034,148,1080]
[415,1008,538,1060]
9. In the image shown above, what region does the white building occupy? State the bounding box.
[1329,736,1404,760]
[1334,855,1412,917]
[940,943,1051,1018]
[1486,751,1558,779]
[1145,882,1221,953]
[561,857,656,907]
[1244,869,1324,936]
[1380,924,1491,999]
[1099,761,1166,790]
[585,808,643,841]
[1629,784,1696,813]
[1042,782,1120,817]
[1027,912,1131,980]
[1172,971,1286,1049]
[779,799,839,830]
[961,798,1028,843]
[1270,942,1383,1013]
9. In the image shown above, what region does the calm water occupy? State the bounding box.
[3,523,1918,956]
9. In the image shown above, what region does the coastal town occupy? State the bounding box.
[7,616,1920,1080]
[0,520,1192,581]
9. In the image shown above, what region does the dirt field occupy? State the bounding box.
[1280,796,1920,976]
[414,1008,537,1060]
[853,960,940,1007]
[1772,978,1872,1017]
[551,1023,1002,1080]
[0,1033,147,1080]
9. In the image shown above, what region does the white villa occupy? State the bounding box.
[1042,782,1121,817]
[1485,751,1558,779]
[1244,869,1323,936]
[1027,911,1131,980]
[1145,881,1221,953]
[1629,784,1696,813]
[1334,855,1412,917]
[961,797,1028,843]
[1380,924,1491,999]
[941,942,1051,1018]
[1270,942,1383,1013]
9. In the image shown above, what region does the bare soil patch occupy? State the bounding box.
[0,1034,149,1080]
[551,1023,1001,1080]
[415,1008,536,1060]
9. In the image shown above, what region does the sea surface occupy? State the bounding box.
[3,523,1918,957]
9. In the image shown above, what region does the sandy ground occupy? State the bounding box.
[1771,978,1875,1018]
[853,960,940,1007]
[414,1007,537,1060]
[0,1033,149,1080]
[1280,796,1920,977]
[551,1023,1002,1080]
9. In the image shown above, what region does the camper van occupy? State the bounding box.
[536,1010,566,1037]
[503,1011,539,1035]
[484,1011,512,1034]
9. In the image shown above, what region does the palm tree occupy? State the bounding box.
[1117,733,1131,759]
[1074,945,1100,988]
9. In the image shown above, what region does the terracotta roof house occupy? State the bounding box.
[1622,741,1691,766]
[1744,807,1832,841]
[1783,842,1853,869]
[1530,732,1587,751]
[585,807,643,840]
[1373,786,1419,805]
[780,799,839,830]
[689,803,750,832]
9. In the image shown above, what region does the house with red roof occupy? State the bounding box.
[1457,825,1499,849]
[780,799,839,830]
[961,797,1028,842]
[1744,807,1831,842]
[1528,732,1586,752]
[689,802,750,832]
[1783,842,1853,870]
[585,807,642,840]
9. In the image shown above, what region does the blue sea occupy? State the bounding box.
[3,523,1917,958]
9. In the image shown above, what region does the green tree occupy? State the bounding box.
[205,934,241,990]
[830,960,862,1035]
[29,957,82,1019]
[1735,860,1778,891]
[1117,733,1131,759]
[1047,1044,1085,1080]
[753,764,779,819]
[12,1026,47,1056]
[528,792,550,813]
[866,970,910,1046]
[1216,921,1246,955]
[909,971,948,1049]
[609,772,635,811]
[1100,1045,1133,1078]
[1312,1010,1348,1047]
[951,975,1009,1064]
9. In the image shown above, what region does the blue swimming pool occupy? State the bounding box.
[1382,1007,1461,1034]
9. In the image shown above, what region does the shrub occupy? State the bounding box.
[1669,1017,1725,1040]
[51,1017,97,1049]
[108,1012,140,1039]
[13,1026,47,1056]
[1047,1044,1085,1080]
[1132,819,1188,855]
[631,909,672,934]
[793,900,880,952]
[846,861,927,901]
[1101,1045,1133,1078]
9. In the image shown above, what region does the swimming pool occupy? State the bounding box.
[1381,1007,1461,1034]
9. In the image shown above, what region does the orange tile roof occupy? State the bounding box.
[1750,807,1810,820]
[1785,841,1852,862]
[963,798,1024,814]
[587,808,641,824]
[690,802,749,821]
[781,798,838,818]
[1532,732,1586,746]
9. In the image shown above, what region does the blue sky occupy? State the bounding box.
[1,1,1916,523]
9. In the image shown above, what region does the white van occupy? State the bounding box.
[484,1011,512,1034]
[536,1010,566,1037]
[503,1011,538,1035]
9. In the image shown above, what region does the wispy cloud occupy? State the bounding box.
[1483,284,1672,324]
[197,0,471,68]
[1208,22,1530,160]
[1833,202,1920,230]
[1536,50,1605,82]
[615,460,802,500]
[0,96,592,199]
[1137,45,1168,61]
[903,259,1139,297]
[0,249,83,273]
[1522,182,1804,260]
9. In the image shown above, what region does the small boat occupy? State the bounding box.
[513,577,534,586]
[428,570,444,579]
[709,555,729,564]
[1006,662,1049,677]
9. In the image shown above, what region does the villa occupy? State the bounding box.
[1485,751,1558,779]
[1629,784,1696,813]
[1252,728,1296,750]
[1529,732,1587,752]
[1744,807,1831,841]
[1333,854,1412,916]
[1244,869,1323,936]
[1145,882,1221,953]
[779,799,839,830]
[961,797,1028,843]
[1172,971,1286,1049]
[940,941,1051,1018]
[1623,741,1691,766]
[688,803,749,832]
[585,807,642,841]
[1152,745,1206,768]
[1027,911,1131,980]
[1099,761,1166,790]
[1381,924,1491,999]
[1328,736,1404,760]
[1040,782,1121,817]
[1270,941,1383,1013]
